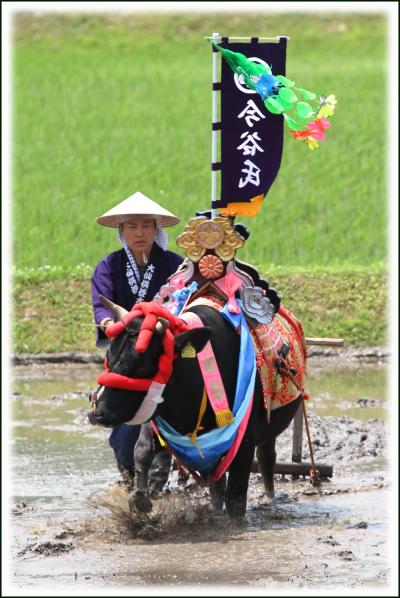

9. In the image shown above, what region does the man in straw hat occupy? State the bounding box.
[91,191,183,491]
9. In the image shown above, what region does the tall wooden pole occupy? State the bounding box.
[211,32,220,218]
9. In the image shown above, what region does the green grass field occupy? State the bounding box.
[13,12,388,270]
[12,268,387,353]
[10,12,389,352]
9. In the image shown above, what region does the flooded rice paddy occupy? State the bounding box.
[6,356,395,595]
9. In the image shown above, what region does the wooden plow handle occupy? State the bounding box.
[305,337,344,347]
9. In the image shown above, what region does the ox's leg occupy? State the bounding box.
[130,423,154,513]
[148,442,172,497]
[209,473,226,512]
[256,439,276,498]
[225,439,255,521]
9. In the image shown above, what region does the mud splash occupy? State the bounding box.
[12,474,391,592]
[7,359,394,594]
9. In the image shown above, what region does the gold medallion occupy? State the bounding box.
[196,221,225,249]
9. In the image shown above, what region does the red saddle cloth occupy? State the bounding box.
[251,306,307,411]
[186,294,307,412]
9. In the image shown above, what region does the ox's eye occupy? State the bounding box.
[127,331,140,347]
[126,323,140,335]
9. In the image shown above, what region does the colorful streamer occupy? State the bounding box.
[210,40,337,150]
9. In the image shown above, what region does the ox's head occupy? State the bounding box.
[88,296,211,428]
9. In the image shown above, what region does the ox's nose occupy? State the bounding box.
[87,411,98,425]
[87,409,107,425]
[87,409,113,428]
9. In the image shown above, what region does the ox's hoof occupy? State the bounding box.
[267,489,289,501]
[129,491,153,513]
[211,500,224,512]
[228,515,246,528]
[149,489,164,500]
[210,492,225,512]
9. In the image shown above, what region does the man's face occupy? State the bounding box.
[121,218,157,257]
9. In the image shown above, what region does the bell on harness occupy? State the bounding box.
[275,341,290,370]
[275,341,298,377]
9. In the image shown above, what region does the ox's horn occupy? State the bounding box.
[99,294,129,322]
[155,317,170,334]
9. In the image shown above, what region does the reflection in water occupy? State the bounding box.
[306,363,388,420]
[12,365,115,519]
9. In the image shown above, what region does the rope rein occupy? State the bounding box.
[270,350,320,486]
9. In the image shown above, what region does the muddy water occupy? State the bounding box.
[7,360,393,594]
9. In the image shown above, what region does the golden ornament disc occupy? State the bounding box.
[198,254,224,279]
[196,221,225,249]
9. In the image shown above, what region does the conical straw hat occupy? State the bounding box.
[96,191,180,228]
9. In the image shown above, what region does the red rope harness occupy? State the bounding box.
[97,303,190,390]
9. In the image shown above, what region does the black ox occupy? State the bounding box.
[89,296,302,520]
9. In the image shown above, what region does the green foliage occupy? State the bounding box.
[12,263,93,281]
[12,12,388,270]
[12,267,387,353]
[12,276,95,353]
[266,269,388,347]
